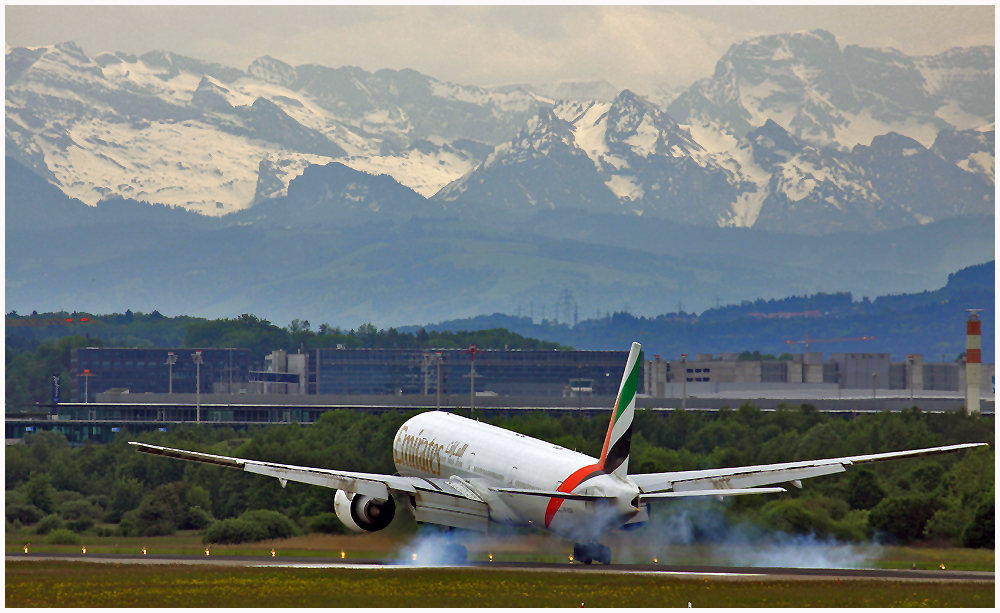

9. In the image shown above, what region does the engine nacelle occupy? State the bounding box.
[334,489,396,533]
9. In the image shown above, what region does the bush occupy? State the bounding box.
[202,510,302,545]
[869,495,941,544]
[924,506,972,543]
[6,503,44,526]
[241,510,302,540]
[202,518,269,545]
[105,477,144,523]
[24,473,56,514]
[123,485,186,537]
[761,499,831,537]
[847,469,886,510]
[66,518,95,533]
[118,510,140,537]
[34,514,65,535]
[59,500,102,522]
[183,506,215,530]
[44,528,81,545]
[186,486,212,514]
[961,499,994,549]
[307,512,348,535]
[830,510,871,543]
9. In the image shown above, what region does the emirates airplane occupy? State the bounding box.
[132,342,986,565]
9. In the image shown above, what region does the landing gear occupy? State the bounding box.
[573,542,611,565]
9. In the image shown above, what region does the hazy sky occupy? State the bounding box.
[6,5,995,93]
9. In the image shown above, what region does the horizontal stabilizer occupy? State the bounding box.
[640,487,785,503]
[489,487,611,501]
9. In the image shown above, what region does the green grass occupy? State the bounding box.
[5,561,994,608]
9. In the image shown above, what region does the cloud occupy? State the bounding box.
[5,5,992,95]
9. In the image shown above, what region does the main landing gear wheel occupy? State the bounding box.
[573,543,612,565]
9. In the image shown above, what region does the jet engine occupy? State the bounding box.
[334,489,396,533]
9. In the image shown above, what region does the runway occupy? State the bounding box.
[8,552,993,582]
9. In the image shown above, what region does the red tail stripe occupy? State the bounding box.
[598,391,624,466]
[544,463,602,527]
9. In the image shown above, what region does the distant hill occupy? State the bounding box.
[404,261,996,362]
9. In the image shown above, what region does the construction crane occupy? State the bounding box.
[786,333,874,352]
[5,317,93,327]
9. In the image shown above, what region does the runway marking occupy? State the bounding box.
[7,554,993,582]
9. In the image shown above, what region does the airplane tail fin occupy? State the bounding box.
[599,342,641,480]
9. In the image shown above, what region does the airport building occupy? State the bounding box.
[67,346,636,401]
[69,347,251,403]
[643,352,994,397]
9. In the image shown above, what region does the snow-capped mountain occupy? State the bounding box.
[669,29,994,151]
[435,87,993,233]
[5,30,995,235]
[5,43,543,214]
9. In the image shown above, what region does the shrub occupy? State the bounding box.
[123,485,186,537]
[202,518,269,545]
[185,486,212,514]
[924,506,972,543]
[869,495,941,544]
[24,473,56,514]
[183,506,215,530]
[831,510,871,543]
[66,518,95,533]
[59,500,102,522]
[847,469,886,510]
[105,477,144,523]
[307,512,348,535]
[34,514,65,535]
[87,495,111,512]
[202,510,302,545]
[44,528,81,545]
[6,503,44,526]
[760,499,832,538]
[241,510,302,540]
[961,499,994,549]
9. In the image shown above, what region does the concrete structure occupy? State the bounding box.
[70,347,250,403]
[643,352,993,404]
[310,348,635,397]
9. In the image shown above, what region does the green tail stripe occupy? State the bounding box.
[614,358,640,424]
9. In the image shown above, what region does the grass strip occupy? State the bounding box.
[5,561,995,608]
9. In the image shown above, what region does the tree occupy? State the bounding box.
[24,472,55,514]
[869,495,941,543]
[847,469,886,510]
[961,498,995,549]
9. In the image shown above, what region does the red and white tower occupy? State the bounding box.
[965,309,983,415]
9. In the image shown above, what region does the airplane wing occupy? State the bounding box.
[131,441,456,500]
[630,442,988,495]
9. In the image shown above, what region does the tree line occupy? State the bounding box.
[6,405,993,548]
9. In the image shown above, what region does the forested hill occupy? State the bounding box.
[406,261,995,361]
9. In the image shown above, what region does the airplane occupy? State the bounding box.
[131,342,987,565]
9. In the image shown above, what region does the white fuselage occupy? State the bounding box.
[392,411,641,541]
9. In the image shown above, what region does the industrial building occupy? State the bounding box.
[70,347,251,403]
[310,347,633,397]
[643,352,993,397]
[67,346,636,401]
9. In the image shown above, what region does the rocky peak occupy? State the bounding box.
[248,55,298,88]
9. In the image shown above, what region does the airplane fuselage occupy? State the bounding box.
[392,411,642,541]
